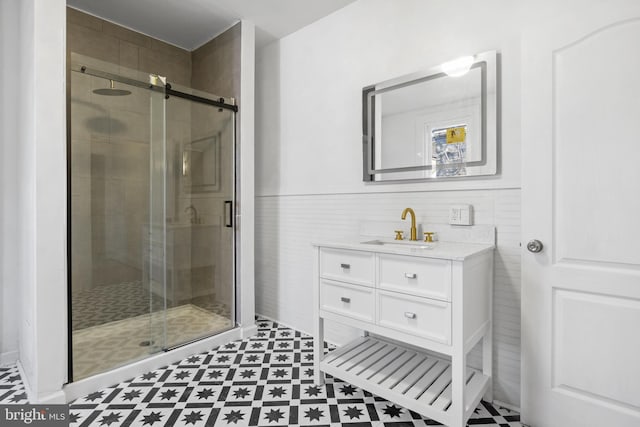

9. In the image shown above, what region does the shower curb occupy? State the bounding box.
[62,323,256,403]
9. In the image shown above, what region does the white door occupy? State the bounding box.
[521,10,640,427]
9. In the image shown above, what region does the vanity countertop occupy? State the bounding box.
[312,239,494,261]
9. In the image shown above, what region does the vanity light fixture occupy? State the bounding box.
[441,55,474,77]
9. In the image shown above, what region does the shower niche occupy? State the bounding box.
[68,33,239,380]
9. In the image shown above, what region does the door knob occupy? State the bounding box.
[526,240,544,253]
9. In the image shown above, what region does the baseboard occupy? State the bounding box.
[36,390,67,404]
[0,350,19,367]
[255,313,308,335]
[492,399,520,413]
[16,360,34,403]
[255,313,341,348]
[241,322,258,339]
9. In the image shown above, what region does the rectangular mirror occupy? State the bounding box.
[363,50,497,181]
[182,134,220,193]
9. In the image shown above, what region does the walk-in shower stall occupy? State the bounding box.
[69,55,237,380]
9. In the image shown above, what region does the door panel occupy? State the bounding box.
[149,86,167,353]
[70,65,163,381]
[553,20,640,267]
[161,90,236,349]
[522,12,640,427]
[552,289,640,408]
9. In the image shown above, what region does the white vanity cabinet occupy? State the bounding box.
[312,242,494,427]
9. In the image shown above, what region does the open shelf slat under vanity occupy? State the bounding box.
[321,336,490,424]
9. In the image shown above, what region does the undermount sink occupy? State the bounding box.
[360,239,435,249]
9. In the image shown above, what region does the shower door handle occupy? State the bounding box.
[224,201,233,228]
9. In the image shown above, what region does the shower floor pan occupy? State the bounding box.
[72,304,232,380]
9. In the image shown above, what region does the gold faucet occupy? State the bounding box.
[401,207,418,241]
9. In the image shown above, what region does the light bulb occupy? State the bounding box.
[441,56,474,77]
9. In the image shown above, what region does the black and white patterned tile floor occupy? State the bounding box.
[0,365,29,404]
[0,318,521,426]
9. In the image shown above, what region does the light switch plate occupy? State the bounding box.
[449,204,473,226]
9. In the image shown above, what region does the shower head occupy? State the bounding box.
[93,80,131,96]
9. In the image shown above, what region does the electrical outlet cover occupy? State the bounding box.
[449,205,473,225]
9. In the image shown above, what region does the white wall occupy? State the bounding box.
[12,0,68,403]
[0,0,21,366]
[238,21,257,332]
[256,0,522,196]
[255,0,523,406]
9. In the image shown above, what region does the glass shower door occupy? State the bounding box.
[159,86,236,349]
[70,55,236,381]
[70,59,163,380]
[148,85,168,353]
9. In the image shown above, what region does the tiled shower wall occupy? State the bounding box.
[67,8,193,291]
[189,25,241,308]
[67,8,192,86]
[255,188,521,406]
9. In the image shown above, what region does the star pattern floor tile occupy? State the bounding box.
[0,364,29,404]
[0,318,521,426]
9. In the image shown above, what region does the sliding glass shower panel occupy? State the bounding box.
[70,63,159,380]
[148,87,168,354]
[161,87,235,348]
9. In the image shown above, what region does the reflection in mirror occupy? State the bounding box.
[182,134,220,193]
[363,50,497,182]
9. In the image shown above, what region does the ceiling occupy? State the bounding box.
[66,0,357,50]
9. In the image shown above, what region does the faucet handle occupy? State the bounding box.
[424,232,435,243]
[394,230,404,240]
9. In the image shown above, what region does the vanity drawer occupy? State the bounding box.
[320,279,375,322]
[378,254,451,301]
[377,290,451,345]
[320,248,375,287]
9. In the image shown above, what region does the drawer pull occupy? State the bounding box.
[404,273,417,279]
[341,297,351,303]
[404,312,416,319]
[340,263,351,269]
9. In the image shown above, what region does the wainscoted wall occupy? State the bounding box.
[256,188,521,405]
[254,0,524,407]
